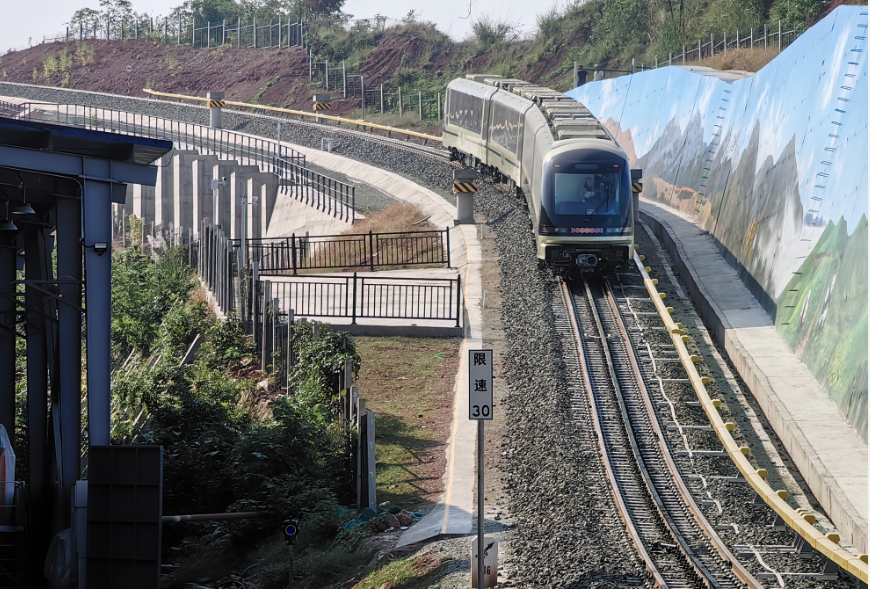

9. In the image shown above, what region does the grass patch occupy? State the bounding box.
[352,552,452,589]
[354,336,461,509]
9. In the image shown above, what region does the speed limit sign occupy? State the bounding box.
[468,350,493,420]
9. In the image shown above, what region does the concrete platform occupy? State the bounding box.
[640,198,868,554]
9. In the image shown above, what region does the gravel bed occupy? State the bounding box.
[473,184,646,588]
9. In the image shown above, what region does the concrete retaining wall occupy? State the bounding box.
[568,6,868,440]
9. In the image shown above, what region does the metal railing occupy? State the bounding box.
[142,89,444,145]
[13,102,356,223]
[262,274,462,326]
[233,228,451,274]
[198,223,239,316]
[579,20,804,81]
[45,15,305,50]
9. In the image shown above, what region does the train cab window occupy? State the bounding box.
[542,154,631,232]
[554,166,621,216]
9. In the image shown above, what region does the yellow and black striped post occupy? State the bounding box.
[313,103,332,111]
[453,181,478,194]
[207,91,225,129]
[453,168,479,224]
[632,182,643,193]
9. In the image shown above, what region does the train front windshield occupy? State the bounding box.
[541,152,631,235]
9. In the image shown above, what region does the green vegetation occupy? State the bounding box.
[776,217,868,440]
[109,242,369,588]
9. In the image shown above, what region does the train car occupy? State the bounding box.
[443,75,641,274]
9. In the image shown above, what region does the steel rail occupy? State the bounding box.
[564,275,744,589]
[141,88,444,143]
[601,277,764,589]
[560,279,668,588]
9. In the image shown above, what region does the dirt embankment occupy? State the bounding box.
[0,23,593,117]
[0,39,372,116]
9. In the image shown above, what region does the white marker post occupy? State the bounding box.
[469,349,493,587]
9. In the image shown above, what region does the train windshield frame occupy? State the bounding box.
[540,150,632,235]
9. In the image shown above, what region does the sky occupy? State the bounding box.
[0,0,542,53]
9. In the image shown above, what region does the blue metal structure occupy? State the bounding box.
[0,115,171,586]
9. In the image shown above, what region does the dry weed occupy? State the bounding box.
[697,47,779,73]
[345,202,434,235]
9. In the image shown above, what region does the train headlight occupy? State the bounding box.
[540,225,558,235]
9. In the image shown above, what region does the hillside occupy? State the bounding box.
[0,0,860,122]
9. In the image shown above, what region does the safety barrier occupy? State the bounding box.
[634,250,869,583]
[234,228,451,274]
[262,275,461,326]
[142,88,443,144]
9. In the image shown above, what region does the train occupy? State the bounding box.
[442,74,641,275]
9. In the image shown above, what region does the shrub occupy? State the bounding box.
[471,14,520,50]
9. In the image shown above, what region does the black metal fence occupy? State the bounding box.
[196,222,462,373]
[233,228,450,273]
[262,274,461,326]
[13,103,356,223]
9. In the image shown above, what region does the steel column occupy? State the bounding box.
[82,179,113,447]
[0,240,14,441]
[56,196,82,516]
[25,224,50,585]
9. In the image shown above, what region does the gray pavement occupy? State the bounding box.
[640,198,868,555]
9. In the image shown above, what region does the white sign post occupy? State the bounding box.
[469,349,494,587]
[471,536,498,588]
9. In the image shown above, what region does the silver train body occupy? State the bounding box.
[443,75,640,273]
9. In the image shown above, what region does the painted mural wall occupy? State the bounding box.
[568,5,868,440]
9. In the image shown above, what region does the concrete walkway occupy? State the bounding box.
[275,142,483,545]
[640,198,868,555]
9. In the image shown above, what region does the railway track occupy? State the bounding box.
[556,273,762,589]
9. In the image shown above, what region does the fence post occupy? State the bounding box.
[418,91,422,121]
[380,84,384,114]
[437,92,441,122]
[368,231,375,272]
[361,75,365,115]
[750,28,753,49]
[445,227,451,268]
[669,52,672,65]
[682,45,685,63]
[778,20,782,51]
[455,276,462,328]
[631,57,636,73]
[342,61,346,98]
[737,30,739,49]
[326,59,330,89]
[764,24,767,49]
[351,273,357,325]
[278,16,282,48]
[253,16,257,48]
[398,87,403,117]
[238,17,241,47]
[291,233,297,275]
[711,32,715,56]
